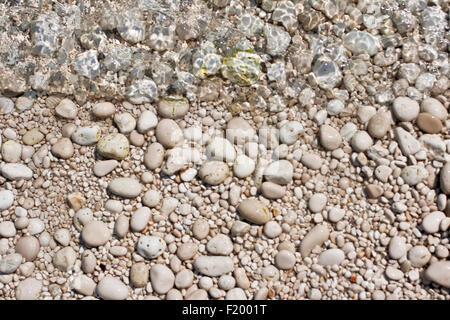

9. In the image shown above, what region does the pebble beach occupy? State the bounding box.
[0,0,449,300]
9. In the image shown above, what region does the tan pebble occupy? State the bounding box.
[237,198,272,225]
[417,113,442,134]
[439,162,450,195]
[365,184,384,199]
[319,124,342,151]
[81,220,111,247]
[300,225,329,257]
[192,219,209,239]
[23,128,44,146]
[15,236,40,262]
[92,102,115,118]
[130,262,149,288]
[53,247,77,271]
[144,142,165,170]
[55,99,78,119]
[275,250,295,269]
[71,275,96,296]
[177,242,198,261]
[155,119,184,149]
[16,278,42,300]
[67,192,85,211]
[81,250,96,274]
[261,181,286,199]
[51,138,74,159]
[114,215,129,238]
[186,289,209,300]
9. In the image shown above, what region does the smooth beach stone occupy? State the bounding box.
[392,97,420,122]
[71,126,101,145]
[318,249,345,266]
[421,98,447,121]
[417,113,443,134]
[422,211,446,234]
[114,112,136,133]
[0,221,15,237]
[81,220,111,247]
[279,121,303,145]
[198,161,230,185]
[226,288,247,300]
[73,208,94,232]
[130,262,149,288]
[367,111,391,138]
[1,163,33,180]
[233,155,255,178]
[308,193,327,213]
[226,117,255,145]
[23,128,44,146]
[144,142,165,170]
[175,269,194,289]
[0,189,14,210]
[365,184,383,199]
[16,278,42,300]
[150,264,175,294]
[351,131,373,152]
[92,102,115,118]
[96,276,129,300]
[130,207,151,232]
[51,138,74,159]
[440,162,450,195]
[55,99,78,119]
[394,127,421,156]
[301,153,322,170]
[263,221,282,239]
[142,190,161,208]
[388,236,406,260]
[237,198,272,225]
[137,110,158,133]
[319,125,342,151]
[275,250,295,270]
[81,250,96,274]
[0,253,22,274]
[2,140,21,163]
[97,133,130,160]
[408,245,431,268]
[93,160,118,177]
[385,266,403,281]
[231,220,251,236]
[206,234,233,256]
[54,228,71,246]
[300,225,330,257]
[71,275,96,296]
[155,119,184,149]
[258,126,279,150]
[192,219,210,240]
[206,136,236,163]
[263,160,293,185]
[53,247,77,271]
[424,261,450,288]
[177,242,198,261]
[136,236,166,259]
[261,182,286,200]
[157,96,189,119]
[186,289,209,300]
[193,256,234,277]
[401,165,429,186]
[15,236,40,261]
[343,30,380,56]
[108,177,142,198]
[28,218,45,235]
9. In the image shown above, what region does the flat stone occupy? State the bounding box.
[23,128,44,146]
[108,177,142,198]
[92,102,115,118]
[385,266,404,281]
[417,113,442,134]
[71,275,96,296]
[0,253,22,274]
[15,236,40,261]
[130,262,149,288]
[2,140,22,163]
[81,220,111,247]
[318,248,345,266]
[71,126,101,145]
[130,207,151,232]
[237,198,272,225]
[96,276,128,300]
[193,256,234,277]
[93,160,118,177]
[1,163,33,180]
[421,98,447,121]
[51,138,74,159]
[388,236,406,260]
[144,142,164,170]
[301,153,322,170]
[424,261,450,288]
[177,242,198,261]
[157,96,189,119]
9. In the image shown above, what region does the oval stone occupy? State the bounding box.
[97,133,129,160]
[318,248,345,266]
[81,220,111,247]
[96,276,128,300]
[155,119,184,149]
[263,160,293,185]
[150,264,175,294]
[417,113,442,134]
[108,177,142,198]
[198,161,230,185]
[300,225,330,258]
[440,162,450,195]
[424,261,450,289]
[71,126,101,145]
[237,199,272,225]
[193,256,234,277]
[319,125,342,151]
[157,96,189,119]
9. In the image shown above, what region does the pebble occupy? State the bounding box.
[27,218,45,235]
[142,190,161,208]
[0,97,14,113]
[206,137,236,163]
[2,140,22,163]
[206,234,233,256]
[130,262,149,288]
[301,153,322,170]
[0,221,15,237]
[193,256,234,277]
[218,274,235,290]
[51,138,74,159]
[81,220,111,247]
[422,211,446,234]
[318,249,345,266]
[108,177,142,198]
[1,163,33,181]
[15,236,40,261]
[114,112,136,133]
[392,97,420,122]
[81,250,96,274]
[319,125,342,151]
[23,128,44,145]
[15,278,42,300]
[424,261,450,289]
[96,276,129,300]
[55,99,78,119]
[308,193,327,213]
[385,266,403,281]
[158,96,189,119]
[0,189,14,210]
[137,110,158,133]
[275,250,295,270]
[144,142,165,170]
[417,113,442,134]
[130,207,151,232]
[226,117,255,145]
[367,111,391,139]
[54,228,71,246]
[328,207,346,223]
[279,121,303,145]
[231,220,251,236]
[440,162,450,195]
[401,165,429,186]
[53,247,77,271]
[71,275,96,296]
[92,102,115,118]
[186,289,209,300]
[175,269,194,289]
[258,126,279,150]
[192,219,210,240]
[388,236,406,260]
[136,236,166,259]
[421,98,447,121]
[408,245,431,268]
[155,119,184,149]
[93,160,119,177]
[199,161,230,185]
[233,155,255,178]
[300,225,329,257]
[97,133,130,160]
[177,242,198,260]
[71,126,101,145]
[261,182,285,200]
[351,131,373,152]
[237,198,272,225]
[366,184,384,198]
[263,221,282,238]
[150,264,175,294]
[73,208,93,231]
[263,160,293,185]
[375,165,392,183]
[0,253,22,274]
[226,288,247,300]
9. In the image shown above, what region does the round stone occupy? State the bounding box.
[417,113,443,134]
[422,211,446,234]
[16,278,42,300]
[261,182,286,200]
[237,199,272,225]
[53,247,77,271]
[108,177,142,198]
[199,161,230,185]
[206,234,233,256]
[308,193,327,213]
[51,138,74,159]
[155,119,184,149]
[206,136,236,163]
[144,142,165,170]
[97,133,130,160]
[130,262,149,288]
[23,128,44,146]
[367,111,391,138]
[392,97,420,122]
[70,275,96,296]
[0,221,15,238]
[318,249,345,266]
[2,140,22,163]
[81,220,111,247]
[401,165,429,186]
[142,190,161,208]
[192,219,210,240]
[177,242,198,261]
[137,110,158,133]
[233,155,255,178]
[136,236,166,259]
[263,160,293,185]
[421,98,447,121]
[92,102,115,118]
[114,215,129,238]
[54,228,71,246]
[275,250,295,269]
[97,276,129,300]
[15,236,40,261]
[71,126,101,145]
[0,253,22,274]
[263,221,282,239]
[301,153,323,170]
[218,274,235,290]
[424,261,450,289]
[114,112,136,133]
[328,207,346,223]
[150,264,175,294]
[388,236,406,260]
[193,256,234,277]
[157,96,189,119]
[175,269,194,289]
[130,207,151,232]
[319,125,342,151]
[408,245,431,268]
[351,131,373,152]
[226,117,255,145]
[55,99,78,119]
